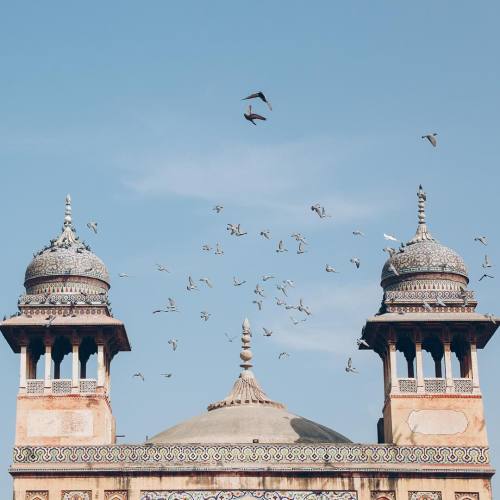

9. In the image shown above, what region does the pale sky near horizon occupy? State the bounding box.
[1,1,500,496]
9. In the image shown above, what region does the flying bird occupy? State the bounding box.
[168,339,178,351]
[260,229,271,240]
[187,276,199,291]
[224,332,238,342]
[262,274,275,281]
[200,311,211,321]
[482,255,493,268]
[86,221,98,234]
[202,244,212,252]
[484,313,497,324]
[262,327,273,337]
[356,338,370,348]
[133,372,145,382]
[291,232,307,243]
[166,298,179,312]
[311,204,331,219]
[383,247,397,257]
[156,264,170,272]
[278,352,290,360]
[233,277,247,286]
[276,240,288,253]
[422,133,438,147]
[325,264,338,273]
[242,91,272,110]
[283,279,295,288]
[118,273,129,278]
[254,284,265,297]
[213,205,224,213]
[479,273,494,281]
[252,299,263,311]
[244,104,266,125]
[352,230,365,237]
[152,309,167,314]
[384,233,398,242]
[474,236,488,246]
[350,258,361,269]
[161,373,173,378]
[275,297,287,307]
[276,283,288,296]
[345,358,358,374]
[199,277,213,288]
[297,242,307,254]
[45,314,56,328]
[290,316,307,325]
[215,243,224,255]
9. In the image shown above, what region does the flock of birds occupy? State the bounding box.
[81,91,494,381]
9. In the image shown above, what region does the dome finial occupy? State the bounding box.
[53,194,79,246]
[64,194,72,228]
[240,318,253,371]
[407,184,436,245]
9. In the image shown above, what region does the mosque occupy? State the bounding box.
[1,187,496,500]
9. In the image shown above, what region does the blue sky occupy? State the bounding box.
[1,1,500,495]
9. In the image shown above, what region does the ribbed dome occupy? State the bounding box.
[23,195,110,296]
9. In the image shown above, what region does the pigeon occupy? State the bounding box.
[166,298,179,312]
[297,241,307,254]
[233,277,247,286]
[479,273,494,281]
[345,358,358,373]
[156,264,170,272]
[276,240,288,253]
[296,298,311,316]
[474,236,488,246]
[152,309,168,314]
[118,273,129,278]
[199,277,213,288]
[423,301,432,312]
[276,283,288,296]
[291,232,307,243]
[290,316,307,325]
[45,314,56,328]
[278,352,290,360]
[260,229,271,240]
[133,372,145,381]
[482,255,493,268]
[311,204,331,218]
[262,327,273,337]
[275,297,287,307]
[161,373,173,378]
[187,276,199,291]
[325,264,338,273]
[383,247,397,257]
[356,338,370,348]
[202,244,212,252]
[350,258,361,269]
[262,274,275,281]
[244,104,266,125]
[459,287,469,306]
[484,313,496,324]
[86,221,98,234]
[384,233,398,242]
[283,279,295,288]
[200,311,211,321]
[242,91,272,110]
[352,230,365,237]
[388,263,399,276]
[215,243,224,255]
[168,339,178,351]
[213,205,224,213]
[224,333,238,342]
[436,295,447,307]
[226,223,247,236]
[422,133,438,147]
[252,299,263,311]
[254,284,265,297]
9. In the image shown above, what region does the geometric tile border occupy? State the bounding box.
[26,493,49,500]
[409,493,441,500]
[12,444,490,466]
[455,495,479,500]
[61,492,91,500]
[371,492,395,500]
[139,492,357,500]
[105,492,128,500]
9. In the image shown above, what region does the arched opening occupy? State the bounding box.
[79,337,97,379]
[27,337,44,379]
[452,336,471,378]
[422,335,444,377]
[52,336,72,379]
[396,335,415,378]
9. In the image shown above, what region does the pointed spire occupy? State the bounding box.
[54,194,79,247]
[207,318,284,411]
[63,194,72,228]
[407,184,436,245]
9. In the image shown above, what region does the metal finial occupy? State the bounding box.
[240,318,253,371]
[417,185,426,225]
[64,194,72,227]
[407,184,435,245]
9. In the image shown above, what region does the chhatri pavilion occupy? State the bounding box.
[1,188,497,500]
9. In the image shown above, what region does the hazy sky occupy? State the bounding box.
[1,1,499,496]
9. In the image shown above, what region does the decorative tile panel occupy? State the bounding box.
[105,492,128,500]
[140,492,357,500]
[455,495,478,500]
[61,492,91,500]
[409,493,441,500]
[371,492,395,500]
[26,492,48,500]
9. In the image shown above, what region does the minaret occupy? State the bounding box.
[360,186,497,446]
[1,195,130,446]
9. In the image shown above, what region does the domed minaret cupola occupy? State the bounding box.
[1,195,130,447]
[360,186,498,447]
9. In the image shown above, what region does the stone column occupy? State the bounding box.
[470,340,480,393]
[19,345,27,392]
[415,341,424,393]
[389,342,398,393]
[71,336,80,392]
[97,343,105,388]
[444,341,453,392]
[44,338,52,390]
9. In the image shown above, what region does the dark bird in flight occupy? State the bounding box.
[422,133,438,147]
[242,91,272,111]
[244,105,266,125]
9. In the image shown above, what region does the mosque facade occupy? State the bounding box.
[1,189,496,500]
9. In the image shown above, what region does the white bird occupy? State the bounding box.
[291,232,307,243]
[383,247,397,257]
[200,311,211,321]
[276,240,288,253]
[199,277,213,288]
[262,327,273,337]
[215,243,224,255]
[356,338,370,348]
[133,372,145,381]
[202,244,212,252]
[297,241,307,254]
[384,233,398,242]
[325,264,338,273]
[484,313,497,324]
[482,255,493,268]
[168,339,178,351]
[86,221,98,234]
[166,298,179,312]
[260,229,271,240]
[290,316,307,325]
[345,358,358,373]
[187,276,199,291]
[252,299,263,311]
[350,258,361,269]
[436,295,447,307]
[423,301,432,312]
[352,230,364,237]
[474,236,488,246]
[213,205,224,213]
[254,284,265,297]
[388,263,399,276]
[422,133,438,147]
[278,352,290,360]
[233,277,247,286]
[276,283,288,296]
[262,274,275,281]
[118,273,129,278]
[275,297,287,307]
[225,333,238,342]
[227,223,247,236]
[283,279,295,288]
[297,298,312,316]
[156,264,170,272]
